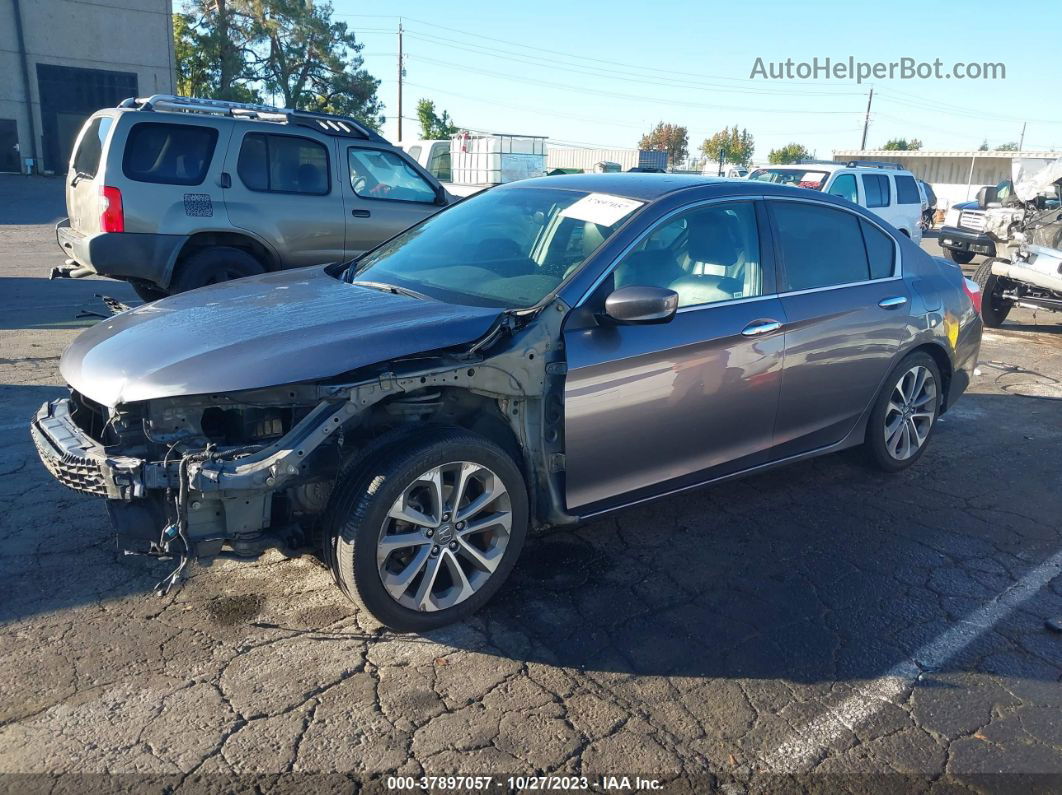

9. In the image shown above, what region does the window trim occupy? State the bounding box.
[346,145,439,205]
[576,196,776,312]
[861,172,892,208]
[765,195,902,296]
[122,121,218,186]
[237,131,332,196]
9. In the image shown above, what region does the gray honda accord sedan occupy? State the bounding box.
[32,174,983,631]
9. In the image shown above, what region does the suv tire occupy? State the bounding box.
[169,247,265,293]
[326,428,529,632]
[973,258,1012,328]
[864,351,942,473]
[946,248,975,265]
[129,280,168,303]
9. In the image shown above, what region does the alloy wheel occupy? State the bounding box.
[376,461,512,612]
[883,365,937,460]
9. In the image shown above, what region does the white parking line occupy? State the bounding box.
[761,549,1062,772]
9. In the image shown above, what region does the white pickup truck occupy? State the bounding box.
[400,133,547,198]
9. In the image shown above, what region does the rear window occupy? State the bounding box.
[122,123,217,185]
[237,133,330,195]
[72,116,113,178]
[895,175,921,204]
[748,168,828,190]
[861,219,896,279]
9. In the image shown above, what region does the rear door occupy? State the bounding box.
[342,145,444,257]
[223,129,346,266]
[767,199,910,457]
[66,113,115,234]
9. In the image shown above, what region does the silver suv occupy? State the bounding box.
[56,95,450,300]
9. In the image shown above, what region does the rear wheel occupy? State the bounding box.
[864,352,942,472]
[169,246,265,293]
[973,258,1012,328]
[946,248,975,265]
[326,429,528,632]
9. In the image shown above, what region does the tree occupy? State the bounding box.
[996,141,1020,151]
[882,138,923,151]
[700,126,755,173]
[639,122,688,168]
[173,3,259,102]
[768,143,810,164]
[978,139,990,151]
[416,99,458,140]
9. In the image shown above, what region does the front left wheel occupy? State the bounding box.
[326,429,529,632]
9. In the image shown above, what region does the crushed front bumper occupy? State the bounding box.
[31,398,149,500]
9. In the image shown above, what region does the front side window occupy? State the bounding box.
[748,168,828,190]
[348,147,436,203]
[72,116,113,177]
[237,133,330,195]
[612,202,763,308]
[351,187,642,307]
[862,173,891,207]
[773,202,874,291]
[827,173,858,204]
[427,143,452,181]
[123,122,217,185]
[894,175,921,204]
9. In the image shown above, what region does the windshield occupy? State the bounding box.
[350,186,644,308]
[748,167,828,190]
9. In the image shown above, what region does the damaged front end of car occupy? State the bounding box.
[31,303,574,593]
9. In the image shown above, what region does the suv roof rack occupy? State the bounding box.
[792,159,840,166]
[845,159,903,170]
[117,94,389,144]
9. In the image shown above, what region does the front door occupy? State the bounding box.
[562,200,784,512]
[223,129,346,266]
[767,199,909,457]
[342,145,444,258]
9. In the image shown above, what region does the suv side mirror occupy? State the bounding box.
[604,285,679,324]
[977,185,999,209]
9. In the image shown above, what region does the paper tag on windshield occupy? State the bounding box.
[560,193,644,227]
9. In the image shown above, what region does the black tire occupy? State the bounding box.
[946,248,975,265]
[169,246,265,293]
[973,258,1012,328]
[326,428,529,632]
[864,351,942,473]
[129,280,168,303]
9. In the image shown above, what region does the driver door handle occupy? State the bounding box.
[351,209,371,218]
[741,319,783,336]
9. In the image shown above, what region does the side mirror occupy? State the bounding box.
[604,285,679,325]
[977,185,998,209]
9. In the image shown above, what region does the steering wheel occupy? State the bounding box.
[352,176,368,194]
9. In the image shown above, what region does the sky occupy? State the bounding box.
[332,0,1062,160]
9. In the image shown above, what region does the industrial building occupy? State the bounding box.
[833,149,1062,208]
[0,0,176,174]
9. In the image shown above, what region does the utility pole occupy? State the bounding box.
[397,20,404,142]
[860,87,874,151]
[1019,121,1026,150]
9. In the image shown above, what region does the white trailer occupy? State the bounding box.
[400,132,547,198]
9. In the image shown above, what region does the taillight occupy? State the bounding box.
[962,277,982,314]
[99,185,124,233]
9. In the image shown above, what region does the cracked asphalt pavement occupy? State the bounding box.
[0,176,1060,792]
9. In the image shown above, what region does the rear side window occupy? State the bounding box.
[862,174,891,207]
[861,220,896,279]
[72,116,113,177]
[894,175,921,204]
[773,202,870,290]
[123,123,217,185]
[237,133,330,195]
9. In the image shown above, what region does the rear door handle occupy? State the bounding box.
[351,209,371,218]
[878,296,908,308]
[741,319,783,336]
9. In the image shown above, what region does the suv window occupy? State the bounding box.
[894,175,920,204]
[827,173,858,203]
[237,133,330,195]
[123,122,218,185]
[861,219,896,279]
[862,174,891,208]
[614,201,763,308]
[773,201,873,290]
[72,116,113,177]
[348,147,436,203]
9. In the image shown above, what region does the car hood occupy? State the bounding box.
[60,266,503,407]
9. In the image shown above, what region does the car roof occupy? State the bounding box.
[503,173,734,200]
